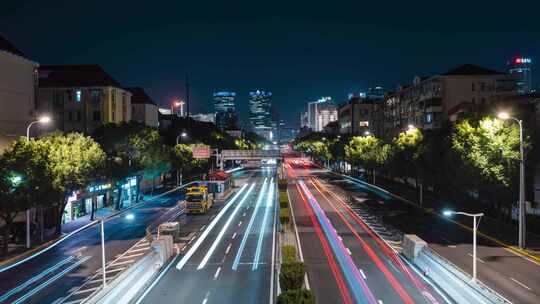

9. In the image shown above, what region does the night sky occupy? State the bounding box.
[2,1,539,127]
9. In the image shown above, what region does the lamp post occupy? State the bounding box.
[171,100,184,117]
[175,132,187,186]
[443,210,484,282]
[498,112,526,248]
[25,116,51,248]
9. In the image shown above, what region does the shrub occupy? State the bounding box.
[279,191,289,208]
[278,179,288,190]
[282,245,297,263]
[277,289,315,304]
[279,261,306,291]
[279,207,290,225]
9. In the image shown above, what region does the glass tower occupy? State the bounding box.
[249,90,273,140]
[213,91,237,130]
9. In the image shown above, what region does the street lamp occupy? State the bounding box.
[26,116,51,140]
[171,99,185,117]
[24,116,51,248]
[175,132,188,186]
[364,130,371,136]
[497,111,526,248]
[443,210,484,282]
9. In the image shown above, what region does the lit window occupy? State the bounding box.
[425,113,433,123]
[359,121,369,127]
[75,90,82,102]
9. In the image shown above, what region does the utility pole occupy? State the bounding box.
[185,75,190,119]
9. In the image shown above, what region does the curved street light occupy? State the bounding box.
[497,112,526,249]
[26,116,51,140]
[443,210,484,282]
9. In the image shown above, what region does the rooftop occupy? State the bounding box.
[444,64,505,76]
[39,64,122,88]
[0,34,25,57]
[126,87,156,105]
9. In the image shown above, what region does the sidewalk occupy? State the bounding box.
[344,172,540,259]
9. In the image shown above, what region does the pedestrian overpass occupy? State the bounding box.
[221,149,281,161]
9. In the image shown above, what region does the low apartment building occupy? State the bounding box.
[0,35,39,150]
[377,64,518,139]
[127,87,158,128]
[338,97,378,135]
[37,65,132,134]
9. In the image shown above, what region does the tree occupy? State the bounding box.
[345,135,391,181]
[42,133,106,234]
[279,261,306,291]
[129,129,171,194]
[451,117,521,216]
[93,123,146,210]
[389,128,423,185]
[276,289,315,304]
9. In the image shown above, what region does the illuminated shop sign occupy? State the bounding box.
[515,58,531,64]
[88,183,112,193]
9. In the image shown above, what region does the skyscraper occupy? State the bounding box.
[508,57,533,94]
[307,97,337,132]
[249,90,273,140]
[213,91,237,130]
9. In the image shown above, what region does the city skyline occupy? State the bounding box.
[2,1,539,127]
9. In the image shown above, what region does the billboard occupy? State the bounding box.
[192,145,211,159]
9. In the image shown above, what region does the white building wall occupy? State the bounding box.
[0,51,38,150]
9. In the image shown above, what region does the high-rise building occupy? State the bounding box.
[213,91,237,130]
[308,97,338,132]
[300,112,309,128]
[249,90,273,140]
[507,57,533,94]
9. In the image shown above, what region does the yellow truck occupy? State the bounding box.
[185,185,214,214]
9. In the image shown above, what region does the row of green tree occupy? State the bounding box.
[1,119,266,253]
[294,114,536,219]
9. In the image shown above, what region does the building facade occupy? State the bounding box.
[0,35,39,150]
[127,87,159,128]
[213,91,237,130]
[308,97,337,132]
[37,65,132,134]
[338,97,377,135]
[376,64,518,139]
[507,57,533,94]
[249,90,274,140]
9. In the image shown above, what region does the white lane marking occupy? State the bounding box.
[359,268,367,280]
[225,243,232,254]
[232,232,237,239]
[270,179,277,304]
[197,184,256,270]
[238,221,243,227]
[243,212,246,217]
[213,267,221,280]
[510,277,532,291]
[378,300,384,304]
[176,184,248,270]
[448,245,457,248]
[346,248,352,255]
[200,225,206,231]
[467,253,486,264]
[288,188,310,291]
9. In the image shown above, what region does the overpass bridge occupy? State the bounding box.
[221,149,281,161]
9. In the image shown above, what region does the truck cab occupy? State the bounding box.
[185,185,214,214]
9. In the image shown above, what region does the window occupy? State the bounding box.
[132,106,135,114]
[472,83,475,91]
[472,97,476,104]
[91,90,101,103]
[111,89,116,103]
[93,111,101,121]
[75,90,82,103]
[112,111,115,121]
[481,98,486,105]
[425,113,433,123]
[480,83,486,92]
[68,111,73,121]
[76,110,82,122]
[359,121,369,127]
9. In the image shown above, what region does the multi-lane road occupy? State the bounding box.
[285,160,447,304]
[137,168,278,304]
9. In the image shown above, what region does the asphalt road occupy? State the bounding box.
[286,160,446,304]
[0,188,188,304]
[314,168,540,304]
[137,168,278,304]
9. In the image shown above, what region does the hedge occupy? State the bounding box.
[279,191,289,208]
[277,289,315,304]
[278,179,288,190]
[282,245,297,264]
[279,261,305,291]
[279,207,290,225]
